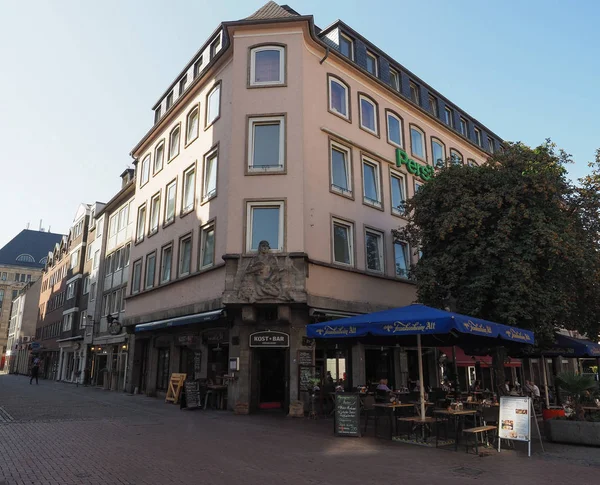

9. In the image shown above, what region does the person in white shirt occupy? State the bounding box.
[531,382,541,398]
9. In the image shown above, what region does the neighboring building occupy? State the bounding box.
[0,228,63,369]
[123,2,502,412]
[84,169,134,390]
[36,204,93,381]
[5,278,42,374]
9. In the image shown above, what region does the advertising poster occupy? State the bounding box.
[498,396,531,442]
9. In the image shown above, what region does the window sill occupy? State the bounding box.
[134,237,145,246]
[330,186,354,200]
[163,219,175,229]
[200,193,217,206]
[153,165,164,177]
[363,199,384,211]
[328,108,351,124]
[246,166,286,176]
[180,207,195,219]
[204,115,220,131]
[185,135,199,149]
[147,229,159,239]
[359,125,380,138]
[168,153,179,164]
[247,82,287,89]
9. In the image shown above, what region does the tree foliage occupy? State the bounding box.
[398,141,600,346]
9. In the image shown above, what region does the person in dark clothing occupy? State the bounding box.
[30,357,40,385]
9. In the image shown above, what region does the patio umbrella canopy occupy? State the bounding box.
[307,304,535,424]
[519,333,600,358]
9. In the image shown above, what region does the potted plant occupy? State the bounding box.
[545,372,600,446]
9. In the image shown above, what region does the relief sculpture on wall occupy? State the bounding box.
[230,241,304,303]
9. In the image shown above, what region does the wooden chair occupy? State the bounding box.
[361,396,376,434]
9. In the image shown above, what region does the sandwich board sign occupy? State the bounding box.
[497,396,543,456]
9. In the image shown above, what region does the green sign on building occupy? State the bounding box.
[395,148,435,182]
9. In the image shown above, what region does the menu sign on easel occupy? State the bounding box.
[498,396,531,442]
[334,393,361,437]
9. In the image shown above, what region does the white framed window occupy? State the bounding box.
[203,150,218,201]
[362,157,381,208]
[186,106,199,144]
[70,250,79,270]
[429,95,438,117]
[140,155,150,187]
[330,142,352,196]
[83,276,90,295]
[165,180,176,225]
[90,282,96,301]
[132,260,142,294]
[66,281,75,300]
[389,68,400,91]
[394,241,410,278]
[409,82,420,104]
[117,205,128,232]
[79,311,87,330]
[460,117,468,136]
[467,159,477,167]
[62,313,73,332]
[488,137,495,153]
[93,250,100,269]
[145,253,156,289]
[339,33,354,60]
[182,165,196,213]
[160,245,172,283]
[206,83,221,126]
[414,180,423,193]
[200,223,215,269]
[359,95,378,135]
[365,229,384,273]
[247,116,285,172]
[445,107,454,128]
[179,235,192,276]
[136,204,146,242]
[366,51,378,76]
[474,127,482,147]
[410,126,426,160]
[246,201,284,252]
[450,149,463,165]
[154,142,165,174]
[332,218,354,266]
[149,193,160,233]
[431,139,445,168]
[169,125,180,160]
[109,215,118,237]
[390,171,407,216]
[328,76,349,119]
[250,46,285,86]
[386,111,403,147]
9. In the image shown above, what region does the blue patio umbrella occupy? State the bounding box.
[307,304,534,420]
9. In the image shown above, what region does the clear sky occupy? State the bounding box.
[1,0,598,248]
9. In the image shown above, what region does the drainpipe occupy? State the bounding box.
[319,46,330,65]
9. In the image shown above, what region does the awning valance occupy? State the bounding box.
[134,309,225,333]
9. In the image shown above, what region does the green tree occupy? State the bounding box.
[397,141,600,393]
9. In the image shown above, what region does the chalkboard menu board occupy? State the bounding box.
[297,350,313,367]
[183,381,202,410]
[334,393,361,437]
[299,365,315,393]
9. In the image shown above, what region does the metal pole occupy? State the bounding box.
[417,335,426,422]
[541,354,550,409]
[451,345,460,393]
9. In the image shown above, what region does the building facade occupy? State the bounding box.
[122,2,501,412]
[0,228,63,369]
[5,278,42,374]
[35,205,92,381]
[84,170,134,390]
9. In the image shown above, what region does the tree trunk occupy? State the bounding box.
[492,346,507,396]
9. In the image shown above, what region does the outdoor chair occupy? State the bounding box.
[375,389,389,403]
[361,395,376,434]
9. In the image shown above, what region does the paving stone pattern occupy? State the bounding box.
[0,374,598,485]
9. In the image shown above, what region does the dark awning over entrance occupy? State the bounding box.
[134,309,225,333]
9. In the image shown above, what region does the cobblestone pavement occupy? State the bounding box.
[0,374,598,485]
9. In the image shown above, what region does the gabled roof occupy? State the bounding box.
[245,1,299,20]
[0,230,64,268]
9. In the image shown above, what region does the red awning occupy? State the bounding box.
[439,347,521,368]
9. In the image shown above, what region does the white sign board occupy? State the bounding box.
[498,396,531,442]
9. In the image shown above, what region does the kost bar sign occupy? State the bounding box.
[249,331,290,348]
[395,148,434,182]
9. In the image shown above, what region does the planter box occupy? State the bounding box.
[545,419,600,446]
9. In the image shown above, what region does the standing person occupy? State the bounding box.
[30,356,40,385]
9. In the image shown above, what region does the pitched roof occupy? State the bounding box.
[0,229,65,269]
[245,1,299,20]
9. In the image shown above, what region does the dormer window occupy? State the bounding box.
[166,92,174,110]
[154,106,162,124]
[210,35,222,58]
[339,33,354,60]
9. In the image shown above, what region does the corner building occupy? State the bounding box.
[124,2,502,412]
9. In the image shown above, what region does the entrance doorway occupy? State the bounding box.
[254,348,287,411]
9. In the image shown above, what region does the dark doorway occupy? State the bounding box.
[255,349,287,410]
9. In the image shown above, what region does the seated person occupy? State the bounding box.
[376,378,391,391]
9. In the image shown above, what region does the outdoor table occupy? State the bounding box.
[373,403,414,439]
[397,416,436,441]
[205,385,228,410]
[434,409,478,450]
[582,406,600,417]
[410,401,434,417]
